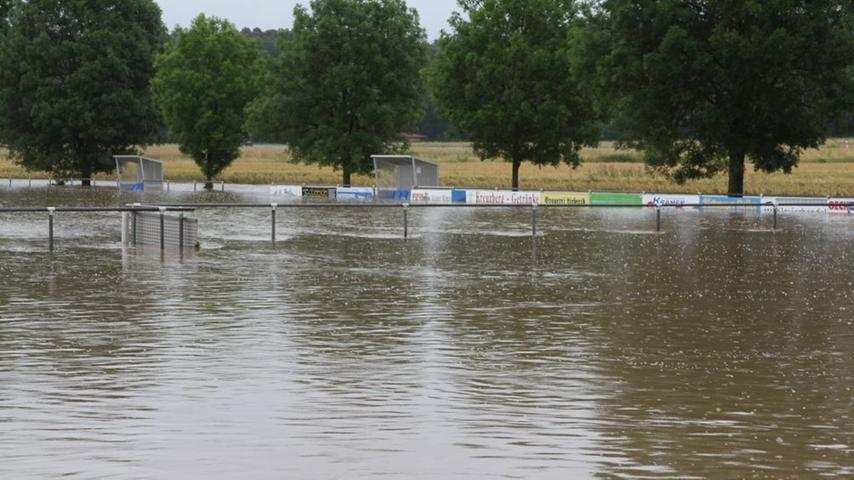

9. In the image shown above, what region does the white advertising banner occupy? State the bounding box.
[465,190,541,205]
[270,185,303,197]
[763,197,828,213]
[411,188,453,204]
[336,187,374,201]
[642,194,700,208]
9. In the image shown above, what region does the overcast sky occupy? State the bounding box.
[155,0,460,40]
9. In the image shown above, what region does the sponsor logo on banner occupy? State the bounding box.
[411,188,453,204]
[465,190,541,205]
[271,185,303,197]
[452,190,467,203]
[542,192,590,205]
[591,193,643,205]
[336,187,374,201]
[642,194,700,208]
[302,186,336,199]
[700,195,762,209]
[828,198,854,214]
[763,197,827,213]
[379,189,411,201]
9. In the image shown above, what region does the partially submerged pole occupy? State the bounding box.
[532,204,538,238]
[47,207,55,251]
[271,203,277,243]
[403,203,409,240]
[656,206,661,232]
[773,205,778,231]
[159,207,166,251]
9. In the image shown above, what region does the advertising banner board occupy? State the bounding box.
[465,190,541,205]
[763,197,827,213]
[827,198,854,214]
[542,192,590,205]
[411,188,453,204]
[302,186,337,199]
[379,189,412,201]
[270,185,303,197]
[642,194,700,208]
[591,193,643,205]
[336,187,374,201]
[700,195,762,210]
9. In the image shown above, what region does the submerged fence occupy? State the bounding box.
[1,201,845,253]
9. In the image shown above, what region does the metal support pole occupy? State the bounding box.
[159,207,166,251]
[28,178,31,188]
[773,205,778,231]
[167,180,170,192]
[221,181,225,192]
[403,203,409,239]
[131,206,138,246]
[47,207,55,251]
[271,203,277,243]
[193,180,197,192]
[656,207,661,232]
[8,178,11,187]
[178,212,185,248]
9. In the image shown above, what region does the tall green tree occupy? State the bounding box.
[0,0,165,185]
[430,0,600,191]
[263,0,427,186]
[573,1,854,195]
[154,15,262,190]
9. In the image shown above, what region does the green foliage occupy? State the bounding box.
[574,0,854,194]
[261,0,428,185]
[0,0,165,181]
[430,0,601,190]
[154,14,262,187]
[240,27,290,58]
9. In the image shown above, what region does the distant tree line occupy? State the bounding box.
[0,0,852,192]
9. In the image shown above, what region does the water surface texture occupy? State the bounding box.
[1,188,853,479]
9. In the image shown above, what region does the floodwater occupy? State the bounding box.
[1,187,853,479]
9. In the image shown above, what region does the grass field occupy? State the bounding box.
[3,140,854,196]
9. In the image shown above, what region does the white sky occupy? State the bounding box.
[155,0,460,40]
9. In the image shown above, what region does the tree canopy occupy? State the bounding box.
[574,0,854,194]
[261,0,427,186]
[0,0,166,184]
[154,14,262,189]
[430,0,600,190]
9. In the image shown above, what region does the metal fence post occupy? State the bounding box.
[193,180,197,192]
[403,203,409,239]
[656,206,661,232]
[221,181,225,192]
[271,203,277,243]
[159,207,166,251]
[47,207,55,251]
[178,212,185,248]
[773,205,778,231]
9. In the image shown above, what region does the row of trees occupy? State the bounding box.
[1,0,853,193]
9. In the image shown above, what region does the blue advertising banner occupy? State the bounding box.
[336,187,374,201]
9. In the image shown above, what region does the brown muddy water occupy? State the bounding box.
[1,187,853,479]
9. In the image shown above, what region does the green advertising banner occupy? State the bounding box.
[590,193,643,205]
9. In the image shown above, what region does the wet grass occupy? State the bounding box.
[3,140,854,196]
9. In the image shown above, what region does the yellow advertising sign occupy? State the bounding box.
[542,192,590,205]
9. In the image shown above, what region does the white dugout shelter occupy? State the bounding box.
[114,155,164,191]
[372,155,439,192]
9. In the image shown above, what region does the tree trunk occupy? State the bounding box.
[511,157,521,191]
[727,150,745,196]
[80,163,92,187]
[342,158,351,187]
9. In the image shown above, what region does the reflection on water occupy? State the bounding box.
[1,188,853,479]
